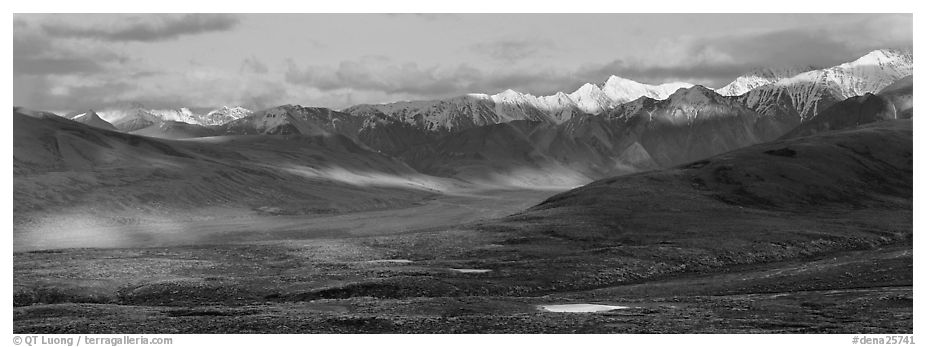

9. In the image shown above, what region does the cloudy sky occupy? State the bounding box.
[13,13,912,112]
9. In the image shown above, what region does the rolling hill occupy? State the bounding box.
[13,107,449,249]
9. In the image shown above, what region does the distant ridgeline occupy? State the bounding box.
[41,49,914,187]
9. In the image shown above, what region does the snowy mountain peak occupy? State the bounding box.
[567,83,612,115]
[603,75,636,86]
[599,75,693,109]
[203,106,253,126]
[569,83,605,100]
[846,49,913,68]
[539,91,572,104]
[491,89,539,104]
[72,109,118,131]
[575,82,601,92]
[738,49,913,120]
[491,90,523,102]
[715,65,816,96]
[718,49,912,98]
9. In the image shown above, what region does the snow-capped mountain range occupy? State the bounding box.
[21,49,914,189]
[465,76,694,120]
[69,104,254,131]
[349,49,911,132]
[737,49,913,119]
[714,66,818,96]
[569,76,695,114]
[202,106,254,126]
[60,49,911,137]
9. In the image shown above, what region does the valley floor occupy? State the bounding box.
[13,188,912,333]
[14,188,558,252]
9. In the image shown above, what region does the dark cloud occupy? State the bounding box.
[13,33,127,77]
[14,54,108,76]
[470,39,555,63]
[41,14,240,42]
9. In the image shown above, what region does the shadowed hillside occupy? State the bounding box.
[13,108,447,250]
[537,119,911,213]
[781,93,898,139]
[471,119,912,295]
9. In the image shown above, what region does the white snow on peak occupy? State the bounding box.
[490,89,536,104]
[536,92,574,110]
[205,106,253,125]
[601,75,693,103]
[567,83,612,115]
[148,107,197,124]
[562,76,692,114]
[714,49,912,100]
[715,66,815,96]
[88,104,253,128]
[738,49,913,119]
[480,75,694,119]
[843,49,913,69]
[489,89,550,123]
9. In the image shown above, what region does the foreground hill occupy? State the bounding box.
[534,119,911,215]
[461,119,911,299]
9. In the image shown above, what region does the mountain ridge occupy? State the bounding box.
[51,49,911,136]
